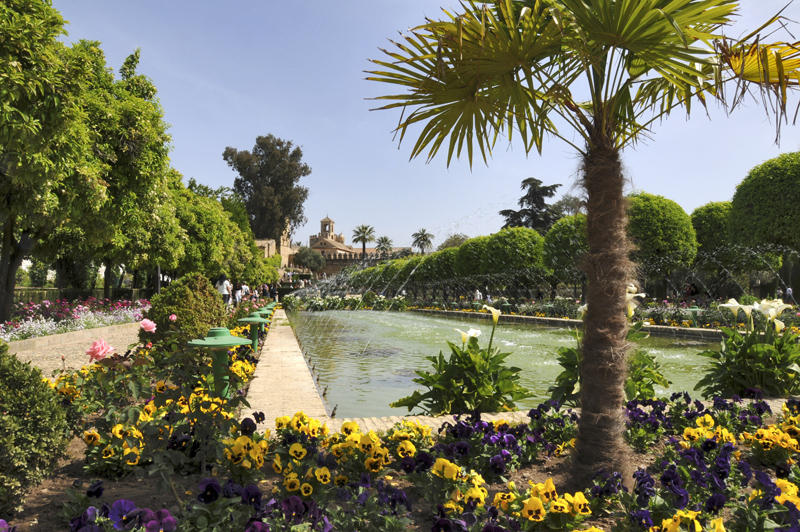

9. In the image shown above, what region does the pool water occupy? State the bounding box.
[288,310,715,418]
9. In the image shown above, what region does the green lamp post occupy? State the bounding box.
[238,314,268,352]
[188,327,252,399]
[255,308,273,321]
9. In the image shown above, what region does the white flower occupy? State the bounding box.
[577,304,587,319]
[754,298,792,320]
[454,328,481,343]
[482,304,501,324]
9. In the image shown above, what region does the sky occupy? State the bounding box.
[52,1,800,250]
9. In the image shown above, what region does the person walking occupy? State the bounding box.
[233,281,243,306]
[216,276,231,306]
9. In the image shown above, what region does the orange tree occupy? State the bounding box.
[367,0,799,484]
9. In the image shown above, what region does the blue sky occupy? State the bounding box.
[53,1,800,249]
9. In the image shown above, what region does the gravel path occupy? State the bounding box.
[7,322,141,378]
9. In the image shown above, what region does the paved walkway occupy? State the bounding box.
[242,309,329,427]
[8,322,141,377]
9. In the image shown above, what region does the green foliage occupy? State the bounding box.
[695,322,800,398]
[293,246,326,272]
[730,152,800,250]
[224,134,311,242]
[499,177,561,233]
[142,273,226,344]
[691,201,732,255]
[28,258,50,287]
[548,322,670,406]
[0,0,107,321]
[627,192,697,277]
[352,225,376,258]
[391,322,532,415]
[0,342,70,516]
[436,233,469,250]
[454,235,490,277]
[543,214,588,286]
[411,228,434,254]
[484,226,545,275]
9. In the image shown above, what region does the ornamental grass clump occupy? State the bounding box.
[0,341,71,517]
[390,306,532,415]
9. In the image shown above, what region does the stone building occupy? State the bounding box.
[307,217,409,276]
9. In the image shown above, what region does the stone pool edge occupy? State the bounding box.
[411,308,722,341]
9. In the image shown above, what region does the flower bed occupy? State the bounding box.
[6,301,800,531]
[0,298,150,342]
[0,297,150,342]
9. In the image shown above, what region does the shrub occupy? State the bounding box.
[142,273,226,344]
[0,341,70,516]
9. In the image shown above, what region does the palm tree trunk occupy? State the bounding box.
[573,133,634,486]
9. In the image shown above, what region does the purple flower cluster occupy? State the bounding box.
[69,499,176,532]
[432,402,577,480]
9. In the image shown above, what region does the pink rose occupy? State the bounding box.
[86,339,114,362]
[140,319,157,333]
[168,314,177,322]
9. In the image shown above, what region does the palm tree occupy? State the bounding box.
[352,224,376,259]
[375,236,393,258]
[411,229,434,255]
[368,1,798,483]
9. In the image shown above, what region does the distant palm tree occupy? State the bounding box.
[375,236,393,258]
[352,225,376,259]
[411,229,433,255]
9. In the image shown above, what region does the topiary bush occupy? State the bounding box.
[141,272,226,344]
[0,341,70,517]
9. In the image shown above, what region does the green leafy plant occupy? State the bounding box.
[695,323,800,398]
[548,322,670,406]
[695,298,800,398]
[142,272,227,344]
[391,310,531,414]
[0,341,71,516]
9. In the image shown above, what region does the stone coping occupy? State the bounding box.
[411,308,722,341]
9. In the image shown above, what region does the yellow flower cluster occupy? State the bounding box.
[430,458,488,514]
[275,411,329,439]
[223,434,270,469]
[493,478,591,523]
[326,429,392,473]
[230,359,256,380]
[648,511,725,531]
[52,373,80,399]
[680,415,736,447]
[740,425,800,453]
[165,388,235,420]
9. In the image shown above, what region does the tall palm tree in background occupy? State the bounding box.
[376,236,393,258]
[352,224,376,259]
[368,0,799,484]
[411,229,434,255]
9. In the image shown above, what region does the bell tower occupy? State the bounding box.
[320,216,334,238]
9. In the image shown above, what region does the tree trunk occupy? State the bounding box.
[103,259,113,299]
[0,224,33,323]
[573,134,634,486]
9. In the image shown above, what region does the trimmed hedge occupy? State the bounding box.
[141,272,227,344]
